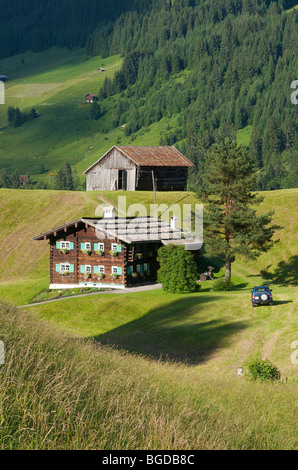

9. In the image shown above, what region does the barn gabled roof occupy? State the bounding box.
[33,216,200,248]
[84,145,194,174]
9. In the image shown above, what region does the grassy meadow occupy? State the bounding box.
[0,187,297,449]
[0,301,297,450]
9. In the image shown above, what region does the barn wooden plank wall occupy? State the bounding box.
[86,148,189,191]
[86,149,136,191]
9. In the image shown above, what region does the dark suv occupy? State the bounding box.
[251,286,273,307]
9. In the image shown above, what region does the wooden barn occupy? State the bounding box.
[84,146,194,192]
[85,93,97,103]
[33,212,199,290]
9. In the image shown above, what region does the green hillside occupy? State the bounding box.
[1,300,296,450]
[0,49,123,179]
[0,187,297,449]
[0,187,296,305]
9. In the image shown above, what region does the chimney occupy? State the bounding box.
[103,206,115,219]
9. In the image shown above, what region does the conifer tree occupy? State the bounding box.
[197,141,281,281]
[0,168,11,188]
[11,168,20,188]
[90,102,101,121]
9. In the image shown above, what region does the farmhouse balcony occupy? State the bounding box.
[127,248,156,263]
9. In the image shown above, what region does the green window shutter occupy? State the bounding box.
[56,242,61,249]
[94,243,99,251]
[117,267,123,276]
[80,265,85,274]
[117,244,122,253]
[69,264,75,273]
[81,243,85,251]
[147,263,150,272]
[55,264,60,272]
[94,266,99,274]
[127,266,131,275]
[140,265,144,273]
[69,242,74,250]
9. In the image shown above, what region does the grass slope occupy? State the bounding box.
[0,188,297,449]
[0,48,122,178]
[1,297,297,450]
[0,187,296,301]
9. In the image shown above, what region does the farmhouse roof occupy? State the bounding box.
[84,146,194,174]
[33,216,199,248]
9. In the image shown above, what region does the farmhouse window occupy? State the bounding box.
[112,266,123,275]
[94,243,104,251]
[56,241,74,250]
[80,265,91,274]
[56,263,74,273]
[94,266,105,274]
[111,243,122,253]
[81,242,91,251]
[127,266,134,275]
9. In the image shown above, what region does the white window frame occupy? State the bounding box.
[137,265,141,273]
[85,265,92,274]
[144,263,148,272]
[85,242,92,251]
[112,243,118,252]
[99,266,105,274]
[112,266,118,275]
[98,243,105,251]
[61,241,70,250]
[60,263,70,273]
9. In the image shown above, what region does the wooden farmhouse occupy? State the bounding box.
[84,145,194,192]
[33,212,199,290]
[85,93,97,103]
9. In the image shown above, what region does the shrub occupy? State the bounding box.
[212,279,235,291]
[157,244,199,294]
[247,357,281,382]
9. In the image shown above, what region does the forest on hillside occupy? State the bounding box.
[0,0,297,190]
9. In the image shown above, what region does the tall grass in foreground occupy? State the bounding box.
[0,302,296,450]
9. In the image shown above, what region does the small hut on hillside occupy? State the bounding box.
[84,145,194,192]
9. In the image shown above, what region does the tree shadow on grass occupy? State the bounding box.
[259,256,298,287]
[94,295,247,365]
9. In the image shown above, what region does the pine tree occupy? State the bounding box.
[54,163,75,191]
[11,168,20,188]
[7,106,15,125]
[13,108,22,128]
[90,102,101,121]
[0,168,11,188]
[197,141,281,281]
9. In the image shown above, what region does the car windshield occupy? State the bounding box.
[254,287,270,293]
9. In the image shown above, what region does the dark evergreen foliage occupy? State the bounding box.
[157,244,199,294]
[197,141,282,280]
[7,106,39,127]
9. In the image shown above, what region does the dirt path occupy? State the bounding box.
[17,283,163,309]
